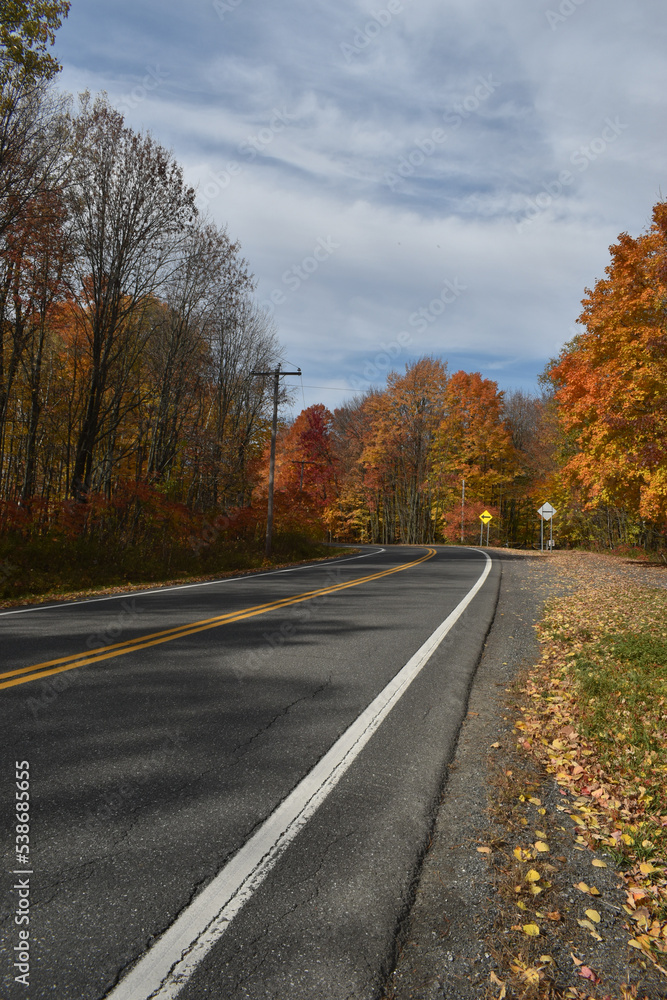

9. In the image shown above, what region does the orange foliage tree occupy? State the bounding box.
[357,357,448,543]
[431,371,518,544]
[547,200,667,533]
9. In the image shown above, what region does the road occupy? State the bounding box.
[0,545,498,1000]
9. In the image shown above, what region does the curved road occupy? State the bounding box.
[0,545,498,1000]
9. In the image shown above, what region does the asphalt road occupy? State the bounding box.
[0,545,499,1000]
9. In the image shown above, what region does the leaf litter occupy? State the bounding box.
[485,551,667,999]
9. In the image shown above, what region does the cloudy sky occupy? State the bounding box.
[53,0,666,413]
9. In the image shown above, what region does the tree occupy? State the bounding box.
[0,79,69,246]
[1,0,70,87]
[63,93,197,499]
[431,371,517,543]
[547,201,667,527]
[3,187,71,500]
[500,389,559,546]
[360,357,448,543]
[274,404,338,502]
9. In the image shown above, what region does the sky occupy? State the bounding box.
[52,0,667,414]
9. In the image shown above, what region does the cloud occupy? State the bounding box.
[53,0,667,413]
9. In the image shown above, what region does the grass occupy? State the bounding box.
[512,577,667,986]
[479,557,667,998]
[536,585,667,834]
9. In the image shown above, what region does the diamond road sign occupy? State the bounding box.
[538,502,556,521]
[479,510,493,524]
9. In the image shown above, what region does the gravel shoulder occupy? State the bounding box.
[384,549,667,1000]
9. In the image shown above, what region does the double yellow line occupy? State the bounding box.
[0,549,437,691]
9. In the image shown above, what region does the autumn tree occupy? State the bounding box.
[359,357,448,543]
[430,371,517,543]
[500,388,559,546]
[0,0,70,243]
[1,187,71,499]
[547,200,667,533]
[329,393,375,540]
[1,0,70,87]
[276,405,336,498]
[63,93,197,499]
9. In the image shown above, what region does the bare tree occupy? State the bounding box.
[201,296,281,508]
[0,76,70,244]
[143,221,250,484]
[63,93,197,499]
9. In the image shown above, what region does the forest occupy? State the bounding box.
[1,2,666,600]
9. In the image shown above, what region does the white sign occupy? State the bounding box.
[538,502,556,521]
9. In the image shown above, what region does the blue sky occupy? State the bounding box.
[53,0,667,413]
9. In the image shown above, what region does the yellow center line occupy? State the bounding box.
[1,548,436,690]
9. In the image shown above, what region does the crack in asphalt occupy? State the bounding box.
[228,677,333,763]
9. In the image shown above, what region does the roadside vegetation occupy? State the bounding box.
[0,486,347,605]
[486,557,667,999]
[2,4,667,600]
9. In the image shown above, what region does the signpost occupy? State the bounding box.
[479,510,492,546]
[538,502,556,552]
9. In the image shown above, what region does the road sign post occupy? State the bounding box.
[537,502,556,553]
[479,510,492,547]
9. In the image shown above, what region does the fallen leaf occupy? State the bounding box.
[578,966,600,983]
[490,742,501,749]
[577,919,602,941]
[570,953,584,966]
[534,841,550,853]
[546,911,561,921]
[514,847,531,862]
[522,968,540,986]
[592,859,607,868]
[639,862,658,875]
[585,909,601,923]
[528,797,542,806]
[575,882,590,893]
[477,846,492,854]
[523,923,540,936]
[526,869,541,883]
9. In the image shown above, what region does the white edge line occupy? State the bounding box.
[0,548,386,617]
[105,549,493,1000]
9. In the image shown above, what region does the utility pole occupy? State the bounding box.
[250,363,301,559]
[461,479,465,544]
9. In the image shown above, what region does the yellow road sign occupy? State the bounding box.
[479,510,493,524]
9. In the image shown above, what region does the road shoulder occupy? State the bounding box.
[384,549,667,1000]
[385,550,551,998]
